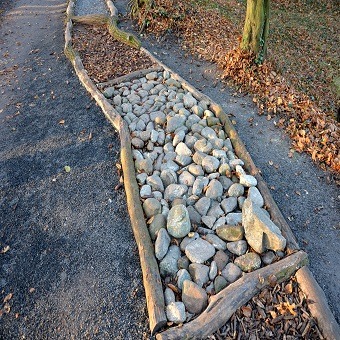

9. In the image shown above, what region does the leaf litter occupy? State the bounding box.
[133,0,339,176]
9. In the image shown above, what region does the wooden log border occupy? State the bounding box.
[63,2,339,337]
[140,48,340,340]
[157,251,309,339]
[64,0,167,334]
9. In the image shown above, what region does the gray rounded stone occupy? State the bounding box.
[160,169,177,188]
[194,139,212,154]
[239,174,257,187]
[159,245,181,277]
[226,213,243,226]
[192,177,209,196]
[182,280,208,314]
[221,263,242,283]
[155,228,171,260]
[221,197,238,214]
[205,234,227,251]
[140,184,152,198]
[178,255,190,270]
[164,287,175,305]
[219,163,232,177]
[164,184,188,202]
[261,251,277,265]
[177,269,192,290]
[166,302,186,324]
[166,115,186,133]
[135,158,153,175]
[247,187,264,207]
[228,183,245,197]
[226,240,248,256]
[214,275,228,293]
[188,263,209,287]
[214,250,229,271]
[187,206,202,225]
[188,164,204,176]
[201,216,216,229]
[179,171,195,187]
[147,174,164,192]
[175,142,192,157]
[234,253,262,272]
[209,260,218,280]
[201,126,217,139]
[167,204,191,238]
[185,238,216,264]
[183,93,197,108]
[205,179,223,199]
[143,198,161,218]
[195,197,211,216]
[202,156,220,174]
[180,232,200,252]
[192,151,207,165]
[149,214,166,240]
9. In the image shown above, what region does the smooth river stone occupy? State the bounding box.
[167,204,191,238]
[185,238,216,264]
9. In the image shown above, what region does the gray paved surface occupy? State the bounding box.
[0,0,148,338]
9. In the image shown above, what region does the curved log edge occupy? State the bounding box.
[141,48,340,339]
[157,251,308,339]
[63,2,339,337]
[64,0,166,334]
[295,267,340,340]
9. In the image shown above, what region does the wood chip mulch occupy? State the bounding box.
[72,24,156,83]
[209,276,324,340]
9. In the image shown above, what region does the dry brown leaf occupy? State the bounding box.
[3,293,13,303]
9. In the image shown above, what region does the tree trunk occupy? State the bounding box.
[241,0,270,64]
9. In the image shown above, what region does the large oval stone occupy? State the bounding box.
[167,204,191,238]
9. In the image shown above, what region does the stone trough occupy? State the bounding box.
[64,1,340,338]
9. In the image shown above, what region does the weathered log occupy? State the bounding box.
[71,14,141,49]
[157,251,308,339]
[296,266,340,340]
[97,66,162,89]
[64,25,166,336]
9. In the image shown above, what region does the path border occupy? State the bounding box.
[64,1,340,338]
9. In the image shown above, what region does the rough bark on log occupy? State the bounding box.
[296,267,340,340]
[70,55,167,334]
[64,22,166,334]
[157,251,308,339]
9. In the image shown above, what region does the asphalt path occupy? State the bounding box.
[0,0,148,338]
[0,0,339,338]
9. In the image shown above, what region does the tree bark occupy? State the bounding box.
[241,0,270,63]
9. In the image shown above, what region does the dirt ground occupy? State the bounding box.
[0,0,148,338]
[0,0,339,338]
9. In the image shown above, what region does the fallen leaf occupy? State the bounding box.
[3,293,13,303]
[58,119,65,125]
[269,160,274,166]
[241,305,252,318]
[64,166,71,173]
[1,245,10,254]
[29,288,35,293]
[284,283,293,294]
[3,303,10,314]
